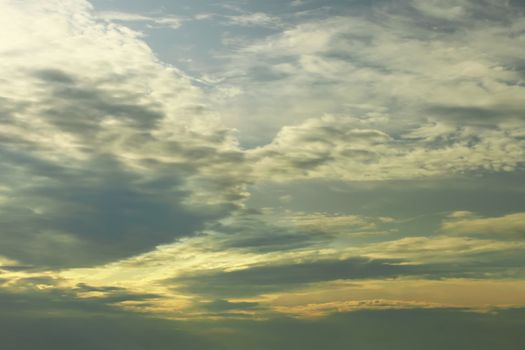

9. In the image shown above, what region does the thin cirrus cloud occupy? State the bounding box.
[249,115,524,181]
[98,11,183,29]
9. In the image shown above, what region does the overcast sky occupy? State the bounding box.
[0,0,524,348]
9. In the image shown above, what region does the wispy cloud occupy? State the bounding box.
[98,10,183,29]
[442,212,525,238]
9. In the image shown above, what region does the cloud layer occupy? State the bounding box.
[0,0,248,267]
[1,0,524,348]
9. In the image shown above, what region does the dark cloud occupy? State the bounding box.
[203,299,262,312]
[426,105,524,125]
[0,265,35,272]
[171,258,419,297]
[72,283,163,304]
[0,288,212,350]
[34,68,164,132]
[0,63,248,268]
[171,253,525,298]
[194,308,525,350]
[34,69,76,84]
[0,2,252,268]
[248,172,525,230]
[210,213,323,253]
[0,152,218,267]
[222,231,315,252]
[1,285,524,349]
[74,283,126,293]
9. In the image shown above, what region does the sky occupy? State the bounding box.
[0,0,524,348]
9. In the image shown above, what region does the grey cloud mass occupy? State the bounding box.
[1,284,524,350]
[169,256,517,298]
[0,0,249,267]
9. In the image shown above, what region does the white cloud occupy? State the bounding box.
[98,11,183,29]
[227,12,283,28]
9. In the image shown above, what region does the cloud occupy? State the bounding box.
[1,0,525,341]
[170,257,424,298]
[200,308,525,350]
[442,212,525,238]
[1,284,525,349]
[0,287,212,350]
[266,278,525,317]
[273,299,450,318]
[208,0,525,178]
[227,13,283,28]
[52,209,525,314]
[249,115,524,182]
[201,299,263,314]
[410,0,467,20]
[169,239,525,299]
[211,217,320,253]
[360,235,525,263]
[199,209,392,254]
[0,0,249,267]
[98,11,183,29]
